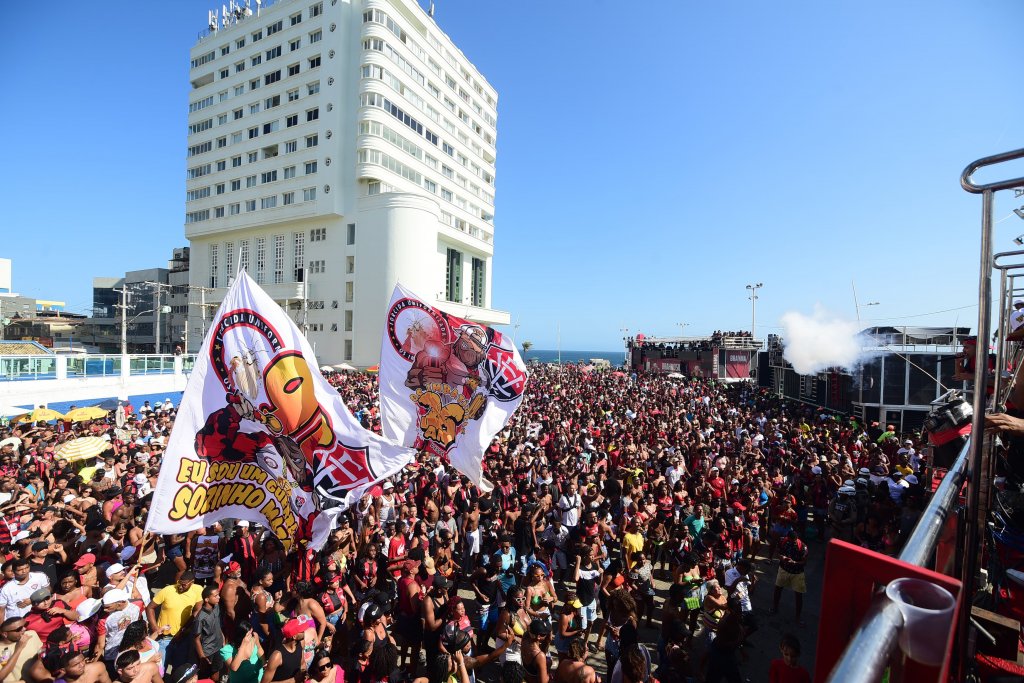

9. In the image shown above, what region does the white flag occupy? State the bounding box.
[146,272,415,550]
[379,284,527,491]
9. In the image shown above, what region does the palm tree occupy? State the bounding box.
[521,340,533,359]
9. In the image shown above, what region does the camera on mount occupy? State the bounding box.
[923,389,973,469]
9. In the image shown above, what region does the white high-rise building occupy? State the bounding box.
[184,0,506,366]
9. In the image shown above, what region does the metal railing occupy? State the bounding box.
[825,437,971,682]
[0,354,196,381]
[825,145,1024,681]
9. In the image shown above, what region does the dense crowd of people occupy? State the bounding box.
[0,365,937,683]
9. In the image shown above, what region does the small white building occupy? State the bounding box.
[184,0,507,366]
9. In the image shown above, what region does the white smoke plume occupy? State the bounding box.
[780,307,871,375]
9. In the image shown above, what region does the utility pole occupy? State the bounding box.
[187,285,218,351]
[114,286,131,355]
[144,281,173,355]
[745,283,763,340]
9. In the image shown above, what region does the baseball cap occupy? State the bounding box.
[77,598,102,621]
[105,563,126,578]
[74,553,97,568]
[30,588,51,604]
[282,618,311,639]
[103,589,130,605]
[383,481,394,490]
[236,520,250,527]
[226,561,242,575]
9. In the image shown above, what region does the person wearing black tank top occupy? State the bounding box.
[261,619,306,683]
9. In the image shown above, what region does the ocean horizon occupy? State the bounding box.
[523,349,624,365]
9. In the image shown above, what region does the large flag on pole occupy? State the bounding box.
[378,284,528,491]
[146,272,415,550]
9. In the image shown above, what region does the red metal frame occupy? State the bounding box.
[814,539,963,682]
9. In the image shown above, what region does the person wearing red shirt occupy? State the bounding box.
[387,520,408,578]
[769,633,811,683]
[707,468,727,500]
[23,589,76,643]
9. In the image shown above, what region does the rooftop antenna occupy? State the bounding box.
[429,1,435,17]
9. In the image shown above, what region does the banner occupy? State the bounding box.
[379,284,528,490]
[146,272,415,550]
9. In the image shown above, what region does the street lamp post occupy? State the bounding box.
[676,322,688,337]
[745,283,763,339]
[620,326,629,366]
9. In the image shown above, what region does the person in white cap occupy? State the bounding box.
[96,589,140,663]
[104,563,150,606]
[377,481,397,524]
[1009,300,1024,340]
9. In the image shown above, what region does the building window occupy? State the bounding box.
[308,55,321,69]
[240,239,250,273]
[265,70,281,85]
[291,13,302,25]
[293,232,305,281]
[267,20,283,35]
[261,170,278,183]
[307,81,320,96]
[306,134,318,147]
[288,89,300,102]
[346,255,354,273]
[309,30,322,43]
[255,236,266,283]
[229,203,240,215]
[286,114,298,128]
[248,127,259,139]
[284,165,296,179]
[309,2,322,19]
[285,140,298,153]
[345,281,353,303]
[265,95,280,109]
[303,187,316,201]
[273,234,285,284]
[346,223,356,245]
[252,30,263,42]
[288,63,300,77]
[261,195,277,209]
[283,191,295,205]
[225,242,234,279]
[245,199,256,211]
[309,259,325,274]
[305,161,317,175]
[471,257,486,306]
[344,309,353,331]
[251,54,262,67]
[216,183,225,194]
[236,38,246,49]
[231,179,241,191]
[246,175,257,188]
[290,38,301,51]
[263,121,279,134]
[306,108,319,122]
[311,227,326,241]
[209,244,219,288]
[344,339,352,361]
[445,248,462,302]
[214,206,225,218]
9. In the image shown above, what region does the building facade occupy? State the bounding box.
[763,327,970,432]
[184,0,506,365]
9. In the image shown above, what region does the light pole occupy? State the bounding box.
[745,283,763,339]
[620,326,629,366]
[676,322,688,337]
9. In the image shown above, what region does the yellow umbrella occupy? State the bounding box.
[64,407,110,423]
[54,437,112,463]
[12,408,66,423]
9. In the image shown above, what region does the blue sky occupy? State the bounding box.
[4,0,1024,351]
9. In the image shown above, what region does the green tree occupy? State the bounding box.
[521,340,533,358]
